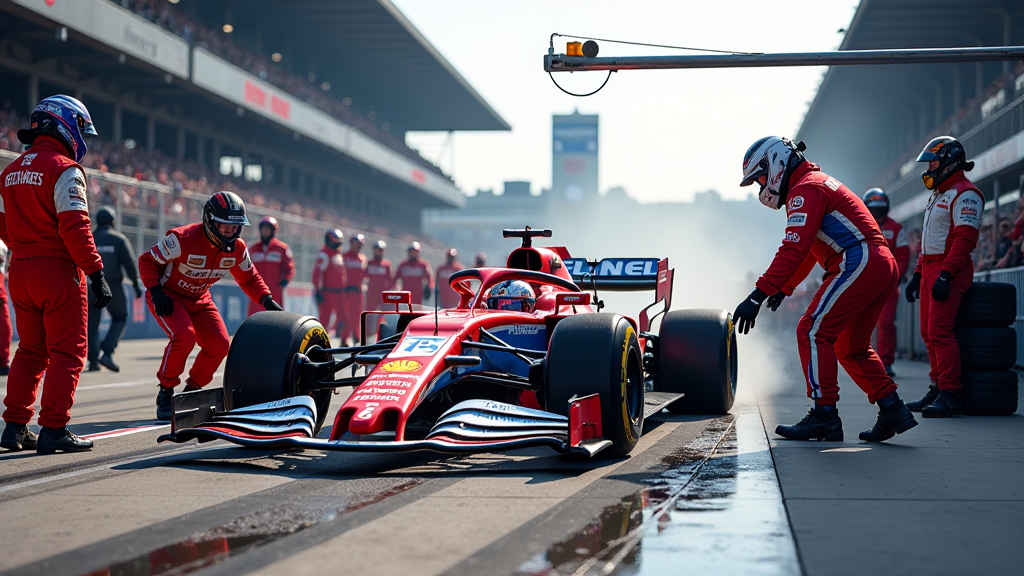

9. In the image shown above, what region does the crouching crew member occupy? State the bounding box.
[247,216,294,317]
[140,191,280,421]
[733,136,916,443]
[1,95,112,453]
[904,137,983,417]
[861,189,910,378]
[88,206,142,373]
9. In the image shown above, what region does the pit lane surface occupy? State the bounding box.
[0,339,766,576]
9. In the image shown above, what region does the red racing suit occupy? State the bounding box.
[916,172,983,391]
[395,258,433,306]
[874,216,911,366]
[246,237,294,317]
[365,257,393,310]
[435,261,465,309]
[139,223,270,389]
[0,240,11,370]
[756,163,898,405]
[340,249,367,342]
[0,136,102,428]
[312,244,346,335]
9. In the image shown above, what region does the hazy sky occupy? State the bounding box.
[394,0,861,203]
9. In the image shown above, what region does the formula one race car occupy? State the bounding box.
[160,228,737,458]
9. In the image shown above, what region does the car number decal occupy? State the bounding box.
[389,336,449,358]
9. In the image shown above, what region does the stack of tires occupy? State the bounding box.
[955,282,1018,415]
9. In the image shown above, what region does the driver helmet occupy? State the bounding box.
[485,280,536,312]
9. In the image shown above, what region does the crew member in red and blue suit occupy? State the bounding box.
[732,136,917,443]
[139,191,280,421]
[0,95,112,453]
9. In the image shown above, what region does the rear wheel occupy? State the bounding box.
[545,314,644,457]
[224,312,334,435]
[657,309,737,414]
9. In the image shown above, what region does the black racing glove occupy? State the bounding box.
[279,278,290,287]
[88,271,113,309]
[931,271,953,302]
[905,272,922,303]
[315,290,324,304]
[149,286,174,317]
[261,295,283,311]
[765,291,786,312]
[733,288,767,335]
[133,280,143,299]
[423,286,432,301]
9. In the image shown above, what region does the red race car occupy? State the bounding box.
[160,228,737,458]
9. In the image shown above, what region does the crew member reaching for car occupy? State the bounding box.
[139,191,280,421]
[904,137,983,417]
[395,242,433,306]
[732,136,916,443]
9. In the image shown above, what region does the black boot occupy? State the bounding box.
[86,362,100,372]
[97,351,120,373]
[859,400,917,442]
[922,390,962,418]
[775,407,843,442]
[1,422,38,451]
[906,385,939,412]
[156,386,175,421]
[36,427,93,453]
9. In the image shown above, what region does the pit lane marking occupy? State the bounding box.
[81,424,170,440]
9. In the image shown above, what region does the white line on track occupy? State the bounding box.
[0,372,223,395]
[81,424,169,440]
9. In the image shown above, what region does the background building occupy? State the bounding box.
[551,111,599,205]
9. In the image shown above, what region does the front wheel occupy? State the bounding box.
[545,314,644,457]
[223,312,334,435]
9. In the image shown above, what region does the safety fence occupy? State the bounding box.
[896,265,1024,369]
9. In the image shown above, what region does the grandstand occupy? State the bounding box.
[0,0,509,280]
[796,0,1024,366]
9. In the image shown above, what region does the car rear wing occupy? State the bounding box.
[564,258,674,332]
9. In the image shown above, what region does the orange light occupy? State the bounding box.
[566,42,583,57]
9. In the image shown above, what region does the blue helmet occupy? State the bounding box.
[862,188,889,219]
[485,280,536,312]
[17,95,98,162]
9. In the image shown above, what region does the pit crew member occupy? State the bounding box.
[0,95,112,453]
[247,216,294,317]
[436,248,464,309]
[733,136,916,443]
[88,206,142,373]
[395,242,433,306]
[0,239,11,376]
[862,189,910,377]
[474,252,487,268]
[365,240,393,309]
[340,233,367,344]
[904,137,983,418]
[140,191,280,421]
[312,229,346,337]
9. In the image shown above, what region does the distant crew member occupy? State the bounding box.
[435,248,464,309]
[366,240,393,306]
[732,136,916,443]
[139,191,280,421]
[474,252,487,268]
[0,240,11,376]
[0,95,112,453]
[247,216,294,317]
[340,233,367,344]
[87,206,142,373]
[395,242,433,306]
[862,189,910,377]
[312,229,346,337]
[904,137,983,418]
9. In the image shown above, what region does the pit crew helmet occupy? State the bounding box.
[739,136,806,210]
[325,229,344,249]
[373,240,387,250]
[350,233,366,245]
[917,136,974,190]
[17,95,98,163]
[408,242,422,252]
[202,191,249,253]
[485,280,536,313]
[259,216,278,231]
[862,188,889,220]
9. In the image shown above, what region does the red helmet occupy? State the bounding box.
[408,241,422,252]
[259,216,278,231]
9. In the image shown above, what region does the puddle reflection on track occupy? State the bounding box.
[519,411,800,576]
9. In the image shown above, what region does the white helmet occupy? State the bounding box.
[739,136,806,210]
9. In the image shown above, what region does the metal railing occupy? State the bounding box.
[896,266,1023,369]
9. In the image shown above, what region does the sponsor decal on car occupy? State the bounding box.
[380,359,422,373]
[564,258,660,279]
[390,336,448,358]
[507,324,541,336]
[299,326,329,353]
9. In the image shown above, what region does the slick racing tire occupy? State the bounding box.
[657,309,737,415]
[955,282,1016,328]
[545,314,644,457]
[224,312,334,435]
[955,327,1017,371]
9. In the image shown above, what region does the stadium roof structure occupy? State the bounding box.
[795,0,1023,193]
[181,0,510,134]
